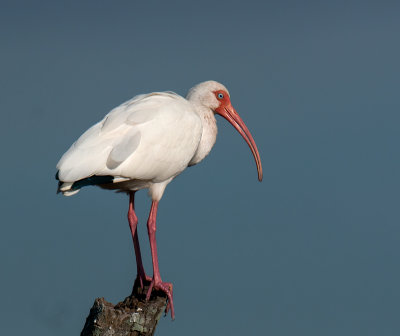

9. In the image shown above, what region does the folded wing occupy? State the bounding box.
[57,92,202,184]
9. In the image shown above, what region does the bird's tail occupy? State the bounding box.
[55,171,114,196]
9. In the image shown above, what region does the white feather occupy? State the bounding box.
[57,92,202,185]
[107,129,141,169]
[56,81,231,201]
[63,189,80,196]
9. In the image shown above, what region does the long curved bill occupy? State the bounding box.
[218,104,263,181]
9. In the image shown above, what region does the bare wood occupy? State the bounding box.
[81,279,168,336]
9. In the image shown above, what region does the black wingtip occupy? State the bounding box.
[70,175,114,190]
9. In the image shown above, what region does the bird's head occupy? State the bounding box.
[187,81,263,182]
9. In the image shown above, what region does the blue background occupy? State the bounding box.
[1,1,399,335]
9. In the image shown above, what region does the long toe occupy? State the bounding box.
[146,280,174,319]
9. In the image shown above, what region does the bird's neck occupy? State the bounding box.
[189,106,217,166]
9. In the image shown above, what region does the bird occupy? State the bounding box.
[56,80,262,319]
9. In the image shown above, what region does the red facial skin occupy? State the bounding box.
[213,90,263,182]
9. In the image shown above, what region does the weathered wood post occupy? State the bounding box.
[81,279,168,336]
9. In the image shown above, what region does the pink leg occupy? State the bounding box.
[128,192,151,288]
[146,201,175,319]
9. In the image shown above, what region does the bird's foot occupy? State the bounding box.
[146,279,174,319]
[137,270,152,289]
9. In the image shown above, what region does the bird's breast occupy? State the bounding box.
[189,108,217,166]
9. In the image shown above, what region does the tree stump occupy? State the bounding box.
[81,279,168,336]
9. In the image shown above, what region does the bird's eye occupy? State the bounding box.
[217,93,224,99]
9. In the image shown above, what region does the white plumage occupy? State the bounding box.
[57,91,203,200]
[56,81,262,319]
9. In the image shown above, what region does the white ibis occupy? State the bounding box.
[56,81,262,319]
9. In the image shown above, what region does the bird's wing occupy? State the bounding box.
[57,92,202,183]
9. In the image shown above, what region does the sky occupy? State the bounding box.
[1,0,400,335]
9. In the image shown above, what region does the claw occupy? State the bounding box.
[146,279,175,319]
